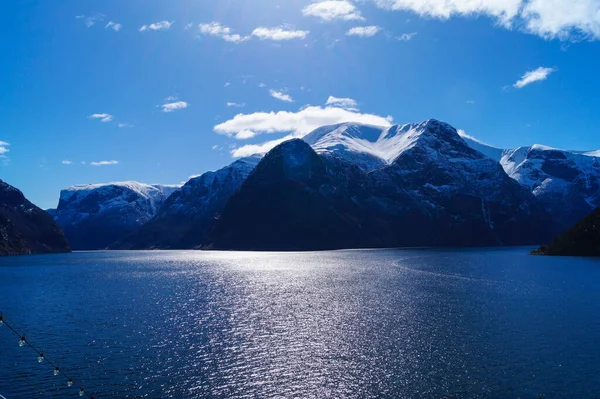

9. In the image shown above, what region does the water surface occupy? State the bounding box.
[1,248,599,398]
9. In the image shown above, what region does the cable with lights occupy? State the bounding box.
[0,312,96,398]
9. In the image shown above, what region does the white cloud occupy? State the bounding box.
[62,160,72,165]
[88,113,114,122]
[140,21,173,32]
[269,90,294,102]
[521,0,600,40]
[90,160,119,166]
[231,136,296,157]
[513,66,556,88]
[215,105,393,157]
[105,21,122,32]
[457,129,488,145]
[212,145,223,151]
[326,96,358,111]
[251,27,310,40]
[162,101,189,112]
[184,23,194,30]
[165,95,178,101]
[373,0,521,26]
[118,123,134,128]
[466,100,476,104]
[259,83,267,88]
[302,1,365,21]
[397,32,418,40]
[347,26,381,37]
[371,0,600,41]
[0,141,9,156]
[199,22,249,43]
[76,14,104,28]
[235,130,258,139]
[227,102,246,107]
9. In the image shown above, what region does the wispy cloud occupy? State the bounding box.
[140,21,173,32]
[251,27,310,40]
[397,32,418,41]
[466,100,476,104]
[88,113,114,122]
[347,26,381,37]
[457,129,491,146]
[302,1,364,21]
[513,66,556,88]
[62,160,72,165]
[227,102,246,107]
[90,160,119,166]
[215,104,393,157]
[371,0,600,41]
[184,23,194,30]
[118,122,134,128]
[76,14,104,28]
[326,96,358,111]
[224,82,231,87]
[199,22,249,43]
[105,21,122,32]
[235,130,257,139]
[162,101,189,112]
[0,141,9,157]
[269,90,294,103]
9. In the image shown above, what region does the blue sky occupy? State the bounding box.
[1,0,600,209]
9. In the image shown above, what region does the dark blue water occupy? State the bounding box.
[1,249,599,398]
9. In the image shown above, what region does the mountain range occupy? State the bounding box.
[4,118,598,255]
[49,182,180,250]
[44,118,600,251]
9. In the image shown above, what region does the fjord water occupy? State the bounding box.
[1,250,599,398]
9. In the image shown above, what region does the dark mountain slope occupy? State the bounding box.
[112,156,261,249]
[0,180,70,256]
[533,208,600,256]
[207,122,559,251]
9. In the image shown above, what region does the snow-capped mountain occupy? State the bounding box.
[305,120,600,230]
[51,182,181,250]
[304,120,510,168]
[500,145,600,228]
[208,121,558,250]
[52,118,600,250]
[0,179,70,255]
[112,156,261,249]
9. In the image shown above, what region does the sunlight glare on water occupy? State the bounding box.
[1,249,600,398]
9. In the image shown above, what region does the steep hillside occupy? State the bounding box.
[52,182,180,250]
[0,180,70,256]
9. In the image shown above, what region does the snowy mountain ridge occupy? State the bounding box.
[52,118,600,249]
[302,120,600,229]
[112,155,262,249]
[304,119,481,172]
[52,181,182,249]
[60,181,181,203]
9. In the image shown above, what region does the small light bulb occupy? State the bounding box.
[79,388,85,396]
[53,367,60,376]
[18,337,26,347]
[67,379,73,387]
[38,353,44,363]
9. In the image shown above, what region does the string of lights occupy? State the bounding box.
[0,312,97,398]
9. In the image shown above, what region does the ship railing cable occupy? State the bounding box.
[0,312,97,398]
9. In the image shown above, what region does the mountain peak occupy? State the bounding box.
[303,119,476,172]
